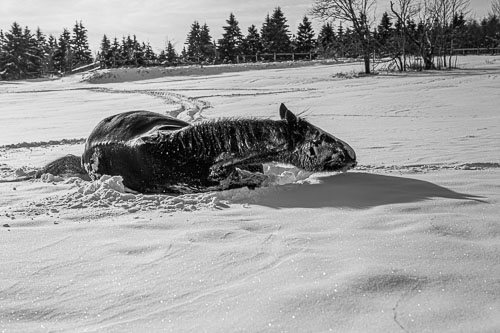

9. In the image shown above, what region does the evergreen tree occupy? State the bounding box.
[185,21,201,61]
[121,35,132,65]
[71,21,92,68]
[481,15,500,48]
[132,35,145,66]
[18,26,41,76]
[180,46,188,62]
[119,35,143,66]
[47,34,57,48]
[54,28,72,73]
[295,16,315,53]
[241,24,262,56]
[317,23,336,57]
[110,37,121,67]
[165,41,178,64]
[45,34,58,74]
[34,27,49,76]
[218,13,243,63]
[0,22,41,79]
[377,12,393,47]
[99,34,112,67]
[261,7,292,53]
[199,23,215,62]
[185,21,214,63]
[260,13,273,53]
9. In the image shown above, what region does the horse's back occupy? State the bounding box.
[82,111,191,190]
[85,110,191,148]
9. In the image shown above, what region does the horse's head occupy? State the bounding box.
[280,103,357,172]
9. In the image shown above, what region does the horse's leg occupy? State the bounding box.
[219,167,268,190]
[239,164,264,174]
[208,162,266,190]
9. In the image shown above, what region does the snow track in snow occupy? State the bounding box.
[89,87,211,122]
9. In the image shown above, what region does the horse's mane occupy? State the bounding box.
[171,117,290,157]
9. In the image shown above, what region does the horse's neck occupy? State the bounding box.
[176,119,290,160]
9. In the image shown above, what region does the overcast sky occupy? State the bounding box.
[0,0,493,54]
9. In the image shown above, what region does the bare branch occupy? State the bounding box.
[491,0,500,16]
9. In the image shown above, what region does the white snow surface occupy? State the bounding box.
[1,57,500,332]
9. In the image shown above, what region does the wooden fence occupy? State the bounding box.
[453,48,500,55]
[236,52,315,63]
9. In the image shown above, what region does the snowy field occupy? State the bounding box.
[1,56,499,332]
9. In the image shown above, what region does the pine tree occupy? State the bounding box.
[241,24,262,56]
[133,35,144,66]
[261,13,273,53]
[180,46,188,62]
[121,36,132,65]
[99,34,112,67]
[45,34,58,74]
[185,21,214,63]
[0,22,41,79]
[143,42,156,64]
[110,37,121,67]
[295,16,315,53]
[165,41,178,64]
[218,13,243,63]
[54,28,72,73]
[376,12,393,48]
[34,27,49,76]
[317,23,336,57]
[71,21,92,68]
[199,23,215,63]
[261,7,291,53]
[185,21,201,61]
[0,22,25,79]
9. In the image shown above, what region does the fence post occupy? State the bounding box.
[274,53,277,62]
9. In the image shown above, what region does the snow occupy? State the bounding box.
[1,56,500,332]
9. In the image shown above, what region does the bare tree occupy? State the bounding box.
[491,0,500,17]
[390,0,421,70]
[391,0,439,69]
[310,0,376,74]
[426,0,470,67]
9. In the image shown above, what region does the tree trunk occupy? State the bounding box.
[363,53,371,74]
[423,53,435,70]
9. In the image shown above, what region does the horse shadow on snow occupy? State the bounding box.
[250,172,485,209]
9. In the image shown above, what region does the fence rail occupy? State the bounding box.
[236,52,314,63]
[70,62,101,74]
[453,47,500,55]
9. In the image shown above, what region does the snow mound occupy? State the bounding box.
[23,165,316,216]
[40,175,222,212]
[82,61,342,84]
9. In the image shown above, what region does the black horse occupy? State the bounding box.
[42,104,356,193]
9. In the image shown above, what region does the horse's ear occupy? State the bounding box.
[279,103,297,123]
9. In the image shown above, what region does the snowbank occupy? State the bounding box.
[82,59,358,84]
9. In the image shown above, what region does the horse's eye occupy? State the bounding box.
[312,139,321,147]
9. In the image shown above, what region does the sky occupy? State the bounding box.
[0,0,494,55]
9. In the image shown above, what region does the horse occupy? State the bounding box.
[41,103,357,193]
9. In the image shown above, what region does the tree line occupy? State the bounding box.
[311,0,500,73]
[1,3,500,80]
[98,7,316,67]
[0,21,92,80]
